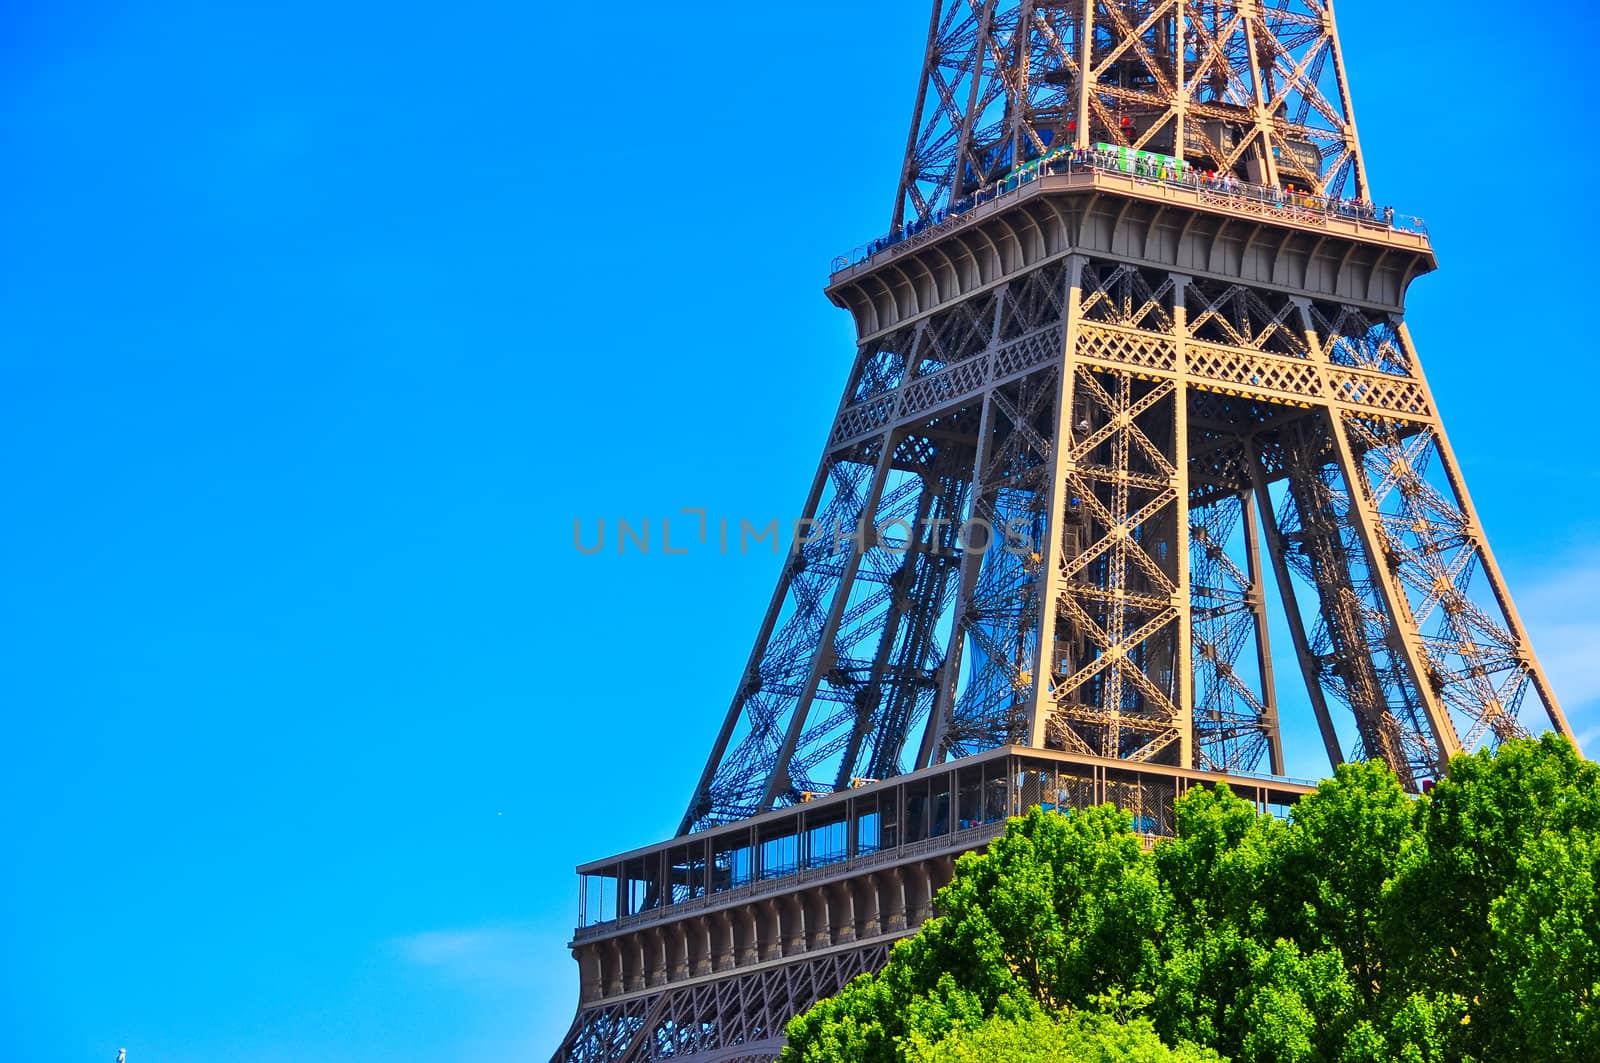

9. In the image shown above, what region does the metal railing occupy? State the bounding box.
[830,150,1427,274]
[571,748,1322,942]
[571,821,1004,944]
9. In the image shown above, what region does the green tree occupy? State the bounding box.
[1275,759,1417,1001]
[1488,824,1600,1060]
[785,804,1167,1063]
[1387,733,1600,1059]
[1149,772,1404,1062]
[786,737,1600,1063]
[904,1013,1223,1063]
[930,803,1166,1010]
[1151,783,1288,1056]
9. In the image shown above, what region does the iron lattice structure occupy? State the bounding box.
[553,3,1576,1060]
[894,0,1368,233]
[557,943,893,1063]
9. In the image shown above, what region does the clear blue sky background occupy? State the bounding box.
[4,2,1599,1060]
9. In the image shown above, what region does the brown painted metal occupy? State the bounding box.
[554,3,1576,1060]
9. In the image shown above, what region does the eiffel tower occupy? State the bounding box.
[551,3,1575,1059]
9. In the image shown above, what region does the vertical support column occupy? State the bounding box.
[665,925,688,982]
[643,928,666,988]
[1241,490,1285,775]
[830,882,857,945]
[712,911,736,972]
[732,907,759,967]
[1075,0,1094,149]
[878,867,908,932]
[622,935,645,993]
[904,862,933,925]
[687,916,712,977]
[1172,2,1186,167]
[1028,254,1088,747]
[1005,9,1036,170]
[919,393,996,768]
[781,894,808,957]
[1242,434,1345,770]
[846,797,858,860]
[603,939,624,997]
[805,890,832,951]
[761,902,787,966]
[1172,274,1195,767]
[854,875,882,939]
[577,946,604,1004]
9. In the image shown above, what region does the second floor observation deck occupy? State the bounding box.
[830,146,1431,287]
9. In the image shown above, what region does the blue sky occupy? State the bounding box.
[3,2,1599,1060]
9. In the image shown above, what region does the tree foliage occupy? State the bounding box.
[904,1013,1223,1063]
[784,735,1599,1063]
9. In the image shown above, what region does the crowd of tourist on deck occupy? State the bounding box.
[854,143,1404,263]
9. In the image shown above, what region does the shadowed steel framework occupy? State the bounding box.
[551,2,1575,1059]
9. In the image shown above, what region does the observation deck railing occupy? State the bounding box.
[830,150,1427,275]
[570,745,1319,945]
[570,821,1005,946]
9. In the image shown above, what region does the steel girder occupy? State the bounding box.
[552,943,893,1063]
